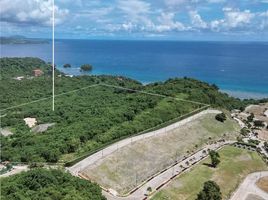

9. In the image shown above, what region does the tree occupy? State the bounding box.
[209,150,220,168]
[80,64,93,71]
[196,181,222,200]
[1,169,106,200]
[247,113,254,122]
[215,113,226,122]
[254,120,264,127]
[240,127,250,137]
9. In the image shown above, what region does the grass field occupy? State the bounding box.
[81,113,240,195]
[152,146,268,200]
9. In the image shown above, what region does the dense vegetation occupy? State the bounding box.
[196,181,222,200]
[1,57,266,164]
[1,168,106,200]
[0,57,50,79]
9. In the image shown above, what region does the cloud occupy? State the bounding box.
[189,10,207,29]
[164,0,224,7]
[0,0,69,26]
[155,12,187,32]
[210,8,255,31]
[117,0,151,17]
[223,7,255,28]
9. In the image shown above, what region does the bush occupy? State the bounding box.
[247,113,254,122]
[254,120,264,127]
[215,113,227,122]
[240,127,250,137]
[196,180,222,200]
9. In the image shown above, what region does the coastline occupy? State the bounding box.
[221,89,268,100]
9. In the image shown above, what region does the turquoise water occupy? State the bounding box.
[1,40,268,98]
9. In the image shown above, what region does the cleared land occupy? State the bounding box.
[256,176,268,193]
[152,146,268,200]
[245,194,265,200]
[81,112,240,195]
[245,103,268,124]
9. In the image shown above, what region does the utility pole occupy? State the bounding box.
[52,0,55,111]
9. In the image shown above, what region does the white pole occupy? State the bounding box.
[52,0,55,111]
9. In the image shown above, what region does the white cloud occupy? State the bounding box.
[155,12,187,32]
[207,0,225,3]
[0,0,69,26]
[210,8,255,31]
[189,10,207,28]
[117,0,151,16]
[164,0,224,7]
[224,8,255,28]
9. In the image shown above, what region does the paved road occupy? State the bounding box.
[230,171,268,200]
[67,109,220,176]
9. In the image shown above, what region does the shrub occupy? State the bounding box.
[215,113,227,122]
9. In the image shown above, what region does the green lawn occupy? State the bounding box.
[152,146,268,200]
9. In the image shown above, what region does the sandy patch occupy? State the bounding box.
[264,110,268,117]
[245,103,268,123]
[245,194,265,200]
[256,129,268,141]
[256,176,268,193]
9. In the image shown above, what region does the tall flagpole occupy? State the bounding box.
[52,0,55,111]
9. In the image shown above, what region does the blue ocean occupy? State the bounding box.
[1,40,268,98]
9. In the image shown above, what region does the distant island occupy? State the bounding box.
[63,64,72,68]
[0,35,49,44]
[80,64,93,71]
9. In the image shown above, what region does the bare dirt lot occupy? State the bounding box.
[256,176,268,193]
[245,103,268,124]
[81,112,239,195]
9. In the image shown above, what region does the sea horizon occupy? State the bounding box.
[1,39,268,99]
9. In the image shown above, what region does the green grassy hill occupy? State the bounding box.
[0,57,264,164]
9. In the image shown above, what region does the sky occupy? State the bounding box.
[1,0,268,41]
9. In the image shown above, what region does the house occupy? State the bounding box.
[24,117,37,128]
[32,69,44,77]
